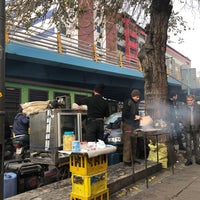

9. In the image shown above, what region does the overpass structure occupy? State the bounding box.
[5,24,181,102]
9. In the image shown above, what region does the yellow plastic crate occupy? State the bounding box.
[71,171,108,197]
[70,153,108,176]
[70,188,109,200]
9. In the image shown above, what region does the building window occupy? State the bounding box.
[97,42,101,48]
[130,60,137,66]
[117,32,125,40]
[117,44,125,53]
[139,42,144,50]
[129,36,136,43]
[129,24,135,31]
[138,32,146,40]
[118,21,125,28]
[59,21,66,35]
[29,89,48,101]
[5,87,21,124]
[96,10,101,18]
[130,48,136,55]
[97,26,101,33]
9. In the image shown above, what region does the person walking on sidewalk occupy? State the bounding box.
[168,91,185,150]
[181,95,200,166]
[122,89,142,166]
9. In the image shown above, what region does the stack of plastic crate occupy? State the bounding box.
[70,153,109,200]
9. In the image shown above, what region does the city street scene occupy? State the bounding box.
[0,0,200,200]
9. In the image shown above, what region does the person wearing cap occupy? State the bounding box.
[122,89,142,166]
[75,84,109,142]
[168,91,185,150]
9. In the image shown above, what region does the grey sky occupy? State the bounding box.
[168,0,200,74]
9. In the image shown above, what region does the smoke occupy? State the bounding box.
[146,100,170,122]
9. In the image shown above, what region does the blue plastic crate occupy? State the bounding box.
[108,153,121,166]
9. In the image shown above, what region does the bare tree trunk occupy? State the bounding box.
[138,0,172,120]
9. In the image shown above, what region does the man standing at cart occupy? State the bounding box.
[122,89,142,166]
[74,84,109,142]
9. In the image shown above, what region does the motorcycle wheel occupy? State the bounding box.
[4,145,15,160]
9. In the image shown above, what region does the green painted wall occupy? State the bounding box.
[5,82,91,104]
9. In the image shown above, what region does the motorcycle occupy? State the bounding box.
[4,119,15,160]
[12,134,30,160]
[4,138,15,160]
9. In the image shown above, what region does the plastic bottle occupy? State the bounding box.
[63,131,75,151]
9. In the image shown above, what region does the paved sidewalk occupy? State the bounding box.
[6,160,161,200]
[6,151,193,200]
[111,152,200,200]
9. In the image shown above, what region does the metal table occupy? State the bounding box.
[131,129,173,188]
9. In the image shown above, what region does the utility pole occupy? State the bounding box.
[0,0,5,199]
[187,68,190,95]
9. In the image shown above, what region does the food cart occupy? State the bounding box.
[29,109,87,165]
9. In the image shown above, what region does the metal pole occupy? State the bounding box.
[0,0,6,198]
[187,68,190,95]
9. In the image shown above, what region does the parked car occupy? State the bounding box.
[104,112,123,162]
[104,101,147,158]
[104,101,145,144]
[104,112,122,145]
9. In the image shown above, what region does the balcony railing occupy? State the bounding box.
[6,23,140,71]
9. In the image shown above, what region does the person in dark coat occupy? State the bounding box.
[75,84,109,142]
[181,95,200,166]
[122,89,142,166]
[168,91,185,150]
[13,105,29,143]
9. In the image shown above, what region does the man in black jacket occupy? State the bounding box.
[122,89,142,166]
[168,91,185,150]
[75,84,109,142]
